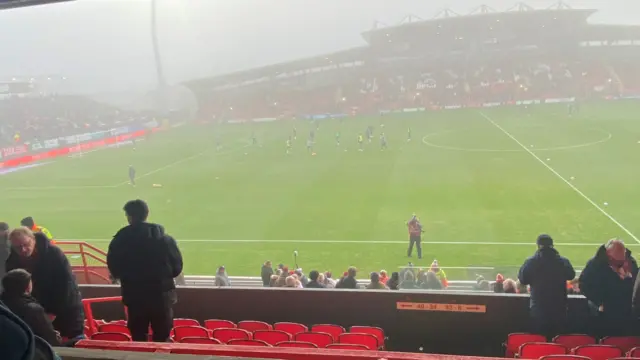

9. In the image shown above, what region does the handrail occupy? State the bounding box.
[71,269,111,284]
[58,241,108,257]
[82,297,126,336]
[58,241,109,284]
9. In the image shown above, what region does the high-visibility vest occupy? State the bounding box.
[34,225,54,243]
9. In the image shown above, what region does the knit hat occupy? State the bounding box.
[431,259,439,271]
[537,234,553,247]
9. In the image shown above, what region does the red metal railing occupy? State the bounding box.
[58,241,111,284]
[82,296,127,336]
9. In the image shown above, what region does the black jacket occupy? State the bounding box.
[107,222,183,306]
[304,281,325,289]
[5,233,84,338]
[1,294,59,346]
[336,276,358,289]
[518,247,575,317]
[0,235,9,290]
[260,265,273,287]
[580,245,638,320]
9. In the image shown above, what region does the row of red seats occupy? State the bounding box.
[506,333,640,359]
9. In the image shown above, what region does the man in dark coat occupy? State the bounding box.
[261,261,273,287]
[518,234,575,338]
[0,222,9,289]
[1,269,60,346]
[336,267,358,289]
[5,227,84,339]
[304,270,325,289]
[107,199,183,342]
[580,239,638,336]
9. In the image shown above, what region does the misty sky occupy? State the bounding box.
[0,0,638,95]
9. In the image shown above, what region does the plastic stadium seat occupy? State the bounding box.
[274,322,308,336]
[350,326,385,349]
[238,320,273,332]
[90,332,132,341]
[172,326,211,341]
[294,332,333,348]
[518,342,568,359]
[174,318,200,327]
[253,330,291,345]
[600,336,640,353]
[98,323,130,335]
[505,333,547,357]
[311,324,345,341]
[553,335,596,350]
[179,337,222,344]
[338,333,379,350]
[326,343,369,350]
[213,328,252,343]
[275,341,318,348]
[204,319,236,331]
[574,345,624,360]
[539,355,590,360]
[629,347,640,357]
[227,339,271,347]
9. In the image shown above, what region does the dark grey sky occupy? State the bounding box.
[0,0,637,94]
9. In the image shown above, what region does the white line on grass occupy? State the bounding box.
[59,238,640,246]
[479,111,640,244]
[5,185,119,191]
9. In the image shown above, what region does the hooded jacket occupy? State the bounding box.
[5,233,84,338]
[1,293,60,346]
[107,222,183,306]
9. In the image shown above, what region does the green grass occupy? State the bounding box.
[2,101,640,280]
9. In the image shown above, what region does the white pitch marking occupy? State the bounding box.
[479,111,640,244]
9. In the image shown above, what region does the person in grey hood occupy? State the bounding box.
[107,199,183,342]
[215,266,230,287]
[0,222,9,289]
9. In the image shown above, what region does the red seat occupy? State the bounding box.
[213,328,252,343]
[629,347,640,357]
[204,319,236,331]
[539,356,590,360]
[600,336,640,353]
[238,320,273,332]
[90,332,132,341]
[311,324,345,341]
[253,330,291,346]
[326,343,369,350]
[574,344,624,360]
[275,341,318,348]
[553,335,596,350]
[274,322,308,336]
[338,333,379,350]
[505,333,547,357]
[227,339,271,347]
[98,324,130,335]
[294,332,333,348]
[179,337,222,344]
[172,326,211,341]
[518,342,568,359]
[350,326,385,349]
[174,318,200,327]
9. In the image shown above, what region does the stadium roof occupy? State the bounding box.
[0,0,74,10]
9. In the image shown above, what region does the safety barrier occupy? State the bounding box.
[82,296,127,336]
[58,241,111,284]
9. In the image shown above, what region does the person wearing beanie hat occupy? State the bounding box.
[430,260,448,288]
[494,274,505,293]
[518,234,575,338]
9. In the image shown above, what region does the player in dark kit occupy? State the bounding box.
[128,165,136,187]
[407,214,423,259]
[407,127,412,142]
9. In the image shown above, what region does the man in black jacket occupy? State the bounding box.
[304,270,325,289]
[336,267,358,289]
[107,199,183,342]
[5,227,84,339]
[518,234,575,338]
[0,222,9,288]
[1,269,60,346]
[261,261,273,287]
[580,239,638,336]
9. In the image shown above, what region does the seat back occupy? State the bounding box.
[350,326,385,348]
[274,322,308,336]
[204,319,236,331]
[518,342,568,359]
[238,320,273,332]
[327,343,369,350]
[179,337,222,344]
[601,336,640,353]
[253,330,291,346]
[90,332,132,341]
[174,318,200,327]
[505,333,547,357]
[227,339,271,347]
[539,355,591,360]
[294,332,333,348]
[172,326,210,341]
[338,333,379,350]
[553,335,596,350]
[275,341,318,348]
[311,324,345,341]
[98,324,130,335]
[213,328,252,343]
[629,347,640,357]
[574,345,624,360]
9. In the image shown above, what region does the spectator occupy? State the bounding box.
[473,276,486,290]
[477,280,491,291]
[567,278,580,295]
[516,280,528,294]
[20,217,53,242]
[323,272,336,288]
[519,234,575,338]
[275,267,288,287]
[430,260,448,288]
[1,269,60,346]
[284,276,297,288]
[366,272,389,290]
[305,270,325,288]
[582,239,638,336]
[387,272,400,290]
[295,268,309,286]
[336,267,358,289]
[107,199,183,342]
[269,274,278,287]
[215,266,230,287]
[503,279,517,294]
[494,274,505,293]
[422,271,443,290]
[261,261,273,287]
[0,300,61,360]
[0,222,9,287]
[400,271,418,289]
[5,227,84,340]
[379,270,389,284]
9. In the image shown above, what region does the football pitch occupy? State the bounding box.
[2,101,640,280]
